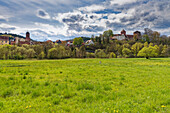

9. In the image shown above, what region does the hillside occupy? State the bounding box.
[0,33,25,39]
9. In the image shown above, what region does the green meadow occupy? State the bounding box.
[0,58,169,113]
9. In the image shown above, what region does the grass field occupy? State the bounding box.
[0,58,169,113]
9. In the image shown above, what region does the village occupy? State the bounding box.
[0,29,142,46]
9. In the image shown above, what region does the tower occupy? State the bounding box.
[121,29,126,36]
[26,32,30,41]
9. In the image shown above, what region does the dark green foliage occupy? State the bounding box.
[95,49,107,58]
[73,37,84,46]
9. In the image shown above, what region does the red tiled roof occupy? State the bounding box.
[126,35,133,38]
[113,34,121,36]
[46,40,52,42]
[0,36,9,41]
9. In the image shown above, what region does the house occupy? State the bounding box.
[0,36,10,45]
[56,40,62,44]
[66,41,73,46]
[46,40,52,43]
[133,31,142,39]
[85,40,94,45]
[110,29,135,40]
[61,41,67,45]
[0,34,15,45]
[111,34,126,40]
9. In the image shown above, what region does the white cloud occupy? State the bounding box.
[78,4,105,12]
[110,0,137,5]
[0,15,10,21]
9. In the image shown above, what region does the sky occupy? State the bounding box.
[0,0,170,41]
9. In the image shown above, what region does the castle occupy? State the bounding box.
[111,29,141,40]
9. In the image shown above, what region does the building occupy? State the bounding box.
[85,40,94,45]
[110,29,134,40]
[11,32,32,45]
[66,41,73,46]
[0,36,10,45]
[56,40,62,44]
[0,34,14,45]
[46,40,54,44]
[133,31,141,39]
[111,34,126,40]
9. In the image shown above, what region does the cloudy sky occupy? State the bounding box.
[0,0,170,41]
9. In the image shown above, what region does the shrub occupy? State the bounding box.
[109,52,116,58]
[26,49,35,58]
[137,46,158,59]
[95,49,107,58]
[122,48,131,58]
[86,52,95,58]
[48,46,66,59]
[37,51,45,59]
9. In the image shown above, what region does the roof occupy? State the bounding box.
[113,34,122,36]
[126,35,133,38]
[56,40,62,43]
[0,36,9,40]
[46,40,52,42]
[134,31,141,34]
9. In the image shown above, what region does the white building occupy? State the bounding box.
[85,40,94,45]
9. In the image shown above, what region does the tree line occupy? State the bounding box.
[0,42,169,60]
[0,29,169,60]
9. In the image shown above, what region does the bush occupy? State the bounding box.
[48,46,66,59]
[48,48,58,59]
[95,49,107,58]
[109,52,116,58]
[37,51,45,59]
[26,49,35,58]
[11,47,27,59]
[138,46,158,58]
[122,48,131,58]
[86,52,95,58]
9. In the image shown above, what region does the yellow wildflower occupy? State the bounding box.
[29,105,31,108]
[161,105,166,108]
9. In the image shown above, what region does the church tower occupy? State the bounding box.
[121,29,126,36]
[26,32,31,41]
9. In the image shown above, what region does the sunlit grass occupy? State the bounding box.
[0,58,169,112]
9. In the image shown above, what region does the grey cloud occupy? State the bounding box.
[0,19,7,22]
[84,25,104,32]
[0,27,16,32]
[68,23,83,32]
[63,15,85,23]
[36,9,50,19]
[38,10,46,17]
